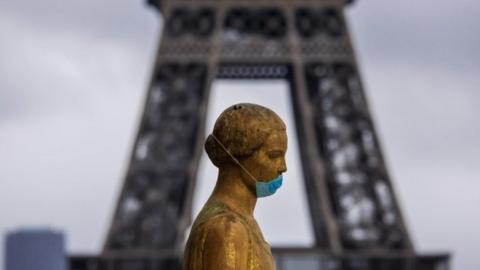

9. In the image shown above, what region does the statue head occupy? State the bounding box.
[205,103,287,194]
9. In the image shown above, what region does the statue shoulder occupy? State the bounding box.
[200,213,251,270]
[192,202,249,230]
[204,212,249,237]
[185,203,254,270]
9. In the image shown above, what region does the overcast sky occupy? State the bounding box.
[1,1,479,270]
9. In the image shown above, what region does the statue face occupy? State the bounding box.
[242,129,288,187]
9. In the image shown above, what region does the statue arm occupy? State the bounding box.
[202,218,250,270]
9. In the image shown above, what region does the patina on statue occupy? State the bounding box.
[184,103,288,270]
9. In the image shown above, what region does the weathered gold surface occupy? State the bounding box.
[184,103,287,270]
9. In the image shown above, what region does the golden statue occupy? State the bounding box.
[184,103,288,270]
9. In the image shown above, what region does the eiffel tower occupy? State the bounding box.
[70,0,449,269]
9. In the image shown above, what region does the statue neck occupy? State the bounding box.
[209,167,257,218]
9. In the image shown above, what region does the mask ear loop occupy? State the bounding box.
[210,134,258,183]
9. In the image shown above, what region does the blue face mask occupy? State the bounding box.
[211,134,284,198]
[256,175,283,198]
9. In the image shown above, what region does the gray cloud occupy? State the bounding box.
[0,0,160,44]
[0,3,160,121]
[348,1,480,72]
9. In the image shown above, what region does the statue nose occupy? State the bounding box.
[279,159,287,174]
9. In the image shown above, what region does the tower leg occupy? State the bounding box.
[103,59,217,266]
[288,62,342,252]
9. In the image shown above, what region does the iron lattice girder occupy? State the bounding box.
[69,251,449,270]
[98,2,449,270]
[147,0,356,14]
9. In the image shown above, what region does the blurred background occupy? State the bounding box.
[1,0,479,269]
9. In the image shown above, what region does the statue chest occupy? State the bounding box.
[246,221,276,270]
